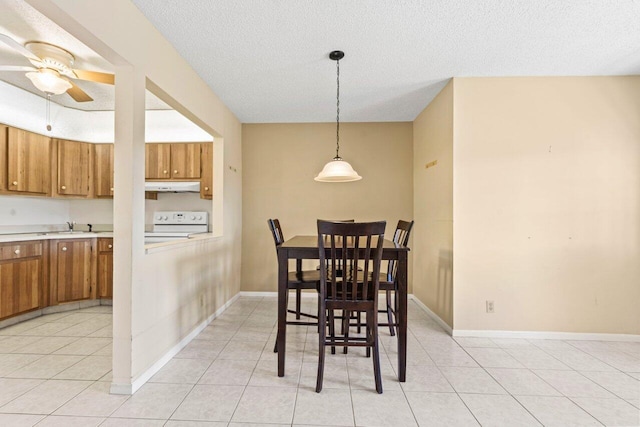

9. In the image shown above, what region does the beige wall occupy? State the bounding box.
[412,81,454,327]
[452,76,640,334]
[30,0,243,392]
[242,122,413,292]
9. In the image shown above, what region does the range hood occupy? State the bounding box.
[144,181,200,192]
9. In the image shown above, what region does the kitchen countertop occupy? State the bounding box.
[0,232,113,243]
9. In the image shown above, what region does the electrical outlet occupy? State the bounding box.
[486,300,495,313]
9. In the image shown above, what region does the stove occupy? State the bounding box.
[144,211,209,244]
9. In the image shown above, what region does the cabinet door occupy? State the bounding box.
[7,127,51,195]
[200,142,213,199]
[0,125,7,191]
[0,258,41,319]
[55,240,92,303]
[57,139,91,196]
[94,144,114,198]
[145,143,172,179]
[97,239,113,298]
[171,143,201,179]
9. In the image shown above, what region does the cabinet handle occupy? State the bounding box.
[163,170,168,174]
[62,247,67,252]
[204,187,209,191]
[12,181,17,186]
[174,170,179,174]
[110,187,114,192]
[108,244,113,249]
[61,185,66,190]
[14,249,20,255]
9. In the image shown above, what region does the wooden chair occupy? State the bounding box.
[378,220,414,336]
[316,220,386,393]
[268,219,320,352]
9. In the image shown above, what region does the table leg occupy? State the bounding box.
[277,248,288,377]
[397,251,408,382]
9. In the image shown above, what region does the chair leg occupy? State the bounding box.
[370,309,383,394]
[329,308,336,354]
[316,303,327,393]
[273,289,290,353]
[343,310,350,354]
[365,311,371,358]
[296,288,302,319]
[357,312,362,334]
[317,293,321,332]
[386,290,395,336]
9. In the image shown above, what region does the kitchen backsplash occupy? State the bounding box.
[0,196,69,227]
[0,193,212,234]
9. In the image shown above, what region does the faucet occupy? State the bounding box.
[66,221,76,232]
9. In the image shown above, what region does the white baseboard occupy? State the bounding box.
[239,291,278,297]
[110,293,240,395]
[452,329,640,342]
[409,294,453,335]
[239,291,318,299]
[238,293,640,342]
[408,296,640,342]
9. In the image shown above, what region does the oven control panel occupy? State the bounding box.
[153,211,208,225]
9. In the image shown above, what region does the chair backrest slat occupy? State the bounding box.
[268,218,285,247]
[387,220,414,282]
[318,220,386,305]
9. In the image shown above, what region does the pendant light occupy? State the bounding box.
[315,50,362,182]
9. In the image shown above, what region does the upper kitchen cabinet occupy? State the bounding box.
[200,142,213,199]
[145,143,171,179]
[145,143,201,180]
[0,125,51,196]
[54,139,92,197]
[94,144,114,198]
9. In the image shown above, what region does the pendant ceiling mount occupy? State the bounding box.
[315,50,362,183]
[329,50,344,61]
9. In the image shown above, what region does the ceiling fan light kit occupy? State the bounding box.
[25,68,71,94]
[314,50,362,183]
[0,34,115,103]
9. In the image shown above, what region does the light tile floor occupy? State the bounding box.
[0,296,638,426]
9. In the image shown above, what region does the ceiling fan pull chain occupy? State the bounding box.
[46,93,52,131]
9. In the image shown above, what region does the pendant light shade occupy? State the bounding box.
[315,157,362,182]
[315,50,362,183]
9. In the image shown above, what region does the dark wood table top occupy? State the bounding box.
[280,235,410,251]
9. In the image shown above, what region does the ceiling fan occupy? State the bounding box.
[0,33,114,102]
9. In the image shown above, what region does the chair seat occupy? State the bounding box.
[371,272,395,291]
[288,269,320,287]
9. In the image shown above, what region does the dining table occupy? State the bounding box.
[276,235,410,381]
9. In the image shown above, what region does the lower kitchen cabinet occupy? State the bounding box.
[97,238,113,298]
[49,238,97,304]
[0,241,45,320]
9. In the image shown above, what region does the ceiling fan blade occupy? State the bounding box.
[72,69,114,85]
[66,81,93,102]
[0,34,42,63]
[0,65,37,72]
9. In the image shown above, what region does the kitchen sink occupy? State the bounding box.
[46,231,86,235]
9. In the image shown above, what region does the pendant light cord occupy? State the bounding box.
[335,58,340,159]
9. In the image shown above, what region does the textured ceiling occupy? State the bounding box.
[0,0,170,111]
[131,0,640,123]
